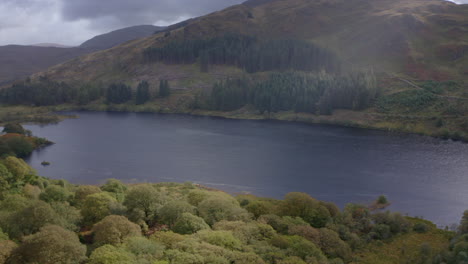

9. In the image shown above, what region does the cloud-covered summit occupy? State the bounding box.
[0,0,466,46]
[0,0,244,46]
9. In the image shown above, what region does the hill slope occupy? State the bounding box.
[79,25,164,49]
[0,25,164,85]
[3,0,467,140]
[38,0,467,85]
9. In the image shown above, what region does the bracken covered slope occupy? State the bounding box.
[36,0,467,86]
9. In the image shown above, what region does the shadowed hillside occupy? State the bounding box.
[0,25,165,85]
[80,25,165,49]
[2,0,467,141]
[36,0,467,85]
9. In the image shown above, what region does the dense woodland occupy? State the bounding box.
[200,71,378,115]
[143,34,341,73]
[0,149,464,264]
[0,124,51,158]
[0,126,462,264]
[0,78,170,107]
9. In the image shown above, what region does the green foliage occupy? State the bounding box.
[213,220,276,244]
[420,80,459,95]
[135,81,151,105]
[124,237,165,261]
[318,228,352,261]
[89,244,136,264]
[2,123,28,135]
[0,78,103,106]
[4,137,34,158]
[0,240,16,264]
[371,211,412,235]
[280,192,331,228]
[159,80,171,98]
[208,71,378,114]
[198,194,250,225]
[288,225,320,245]
[74,185,102,207]
[123,184,166,224]
[173,213,210,235]
[81,192,118,226]
[196,230,243,250]
[460,210,468,234]
[0,77,74,106]
[8,225,86,264]
[39,185,71,203]
[101,178,127,202]
[0,160,459,264]
[106,83,133,104]
[377,89,437,113]
[2,156,35,187]
[377,195,388,205]
[413,222,430,233]
[245,200,276,218]
[5,200,61,239]
[92,215,142,246]
[143,34,340,73]
[159,200,195,226]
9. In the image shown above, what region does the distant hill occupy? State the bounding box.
[0,45,90,86]
[0,25,164,85]
[1,0,467,140]
[32,43,74,48]
[80,25,165,50]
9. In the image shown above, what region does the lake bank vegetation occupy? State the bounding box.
[0,152,463,263]
[0,123,53,158]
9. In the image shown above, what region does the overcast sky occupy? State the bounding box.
[0,0,466,46]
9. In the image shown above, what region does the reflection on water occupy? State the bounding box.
[25,111,468,227]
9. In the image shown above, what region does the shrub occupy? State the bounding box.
[74,185,102,207]
[159,200,195,226]
[198,195,250,225]
[92,215,142,246]
[81,192,118,226]
[196,230,243,250]
[101,179,127,202]
[39,185,71,203]
[173,213,210,235]
[89,244,136,264]
[280,192,331,228]
[124,184,166,224]
[413,222,430,233]
[8,225,86,264]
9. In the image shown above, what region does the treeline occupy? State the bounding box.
[0,77,171,106]
[0,155,444,264]
[202,71,378,114]
[143,34,341,73]
[0,123,52,158]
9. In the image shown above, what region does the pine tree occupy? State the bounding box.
[135,81,150,105]
[159,80,171,98]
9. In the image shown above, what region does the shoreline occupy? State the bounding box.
[1,102,467,143]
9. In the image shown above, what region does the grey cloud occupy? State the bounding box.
[61,0,244,28]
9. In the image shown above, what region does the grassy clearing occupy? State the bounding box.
[351,218,453,264]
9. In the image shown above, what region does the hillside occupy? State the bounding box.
[79,25,164,50]
[37,0,468,84]
[3,0,468,140]
[0,45,90,86]
[0,149,459,264]
[0,25,164,85]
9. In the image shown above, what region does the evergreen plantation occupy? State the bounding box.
[142,34,341,74]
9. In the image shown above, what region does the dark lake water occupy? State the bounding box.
[24,111,468,227]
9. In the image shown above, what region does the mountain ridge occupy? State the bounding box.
[35,0,467,86]
[0,25,165,85]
